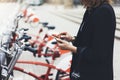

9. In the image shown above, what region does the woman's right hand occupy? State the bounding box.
[53,32,74,42]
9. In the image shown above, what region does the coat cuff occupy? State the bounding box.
[76,46,87,55]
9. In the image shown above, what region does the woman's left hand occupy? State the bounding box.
[56,38,77,53]
[56,38,71,50]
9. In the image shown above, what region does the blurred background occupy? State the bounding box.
[0,0,120,6]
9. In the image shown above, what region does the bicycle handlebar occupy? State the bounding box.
[18,34,31,42]
[39,22,48,27]
[24,46,37,57]
[47,26,55,30]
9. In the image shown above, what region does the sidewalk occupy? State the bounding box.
[31,4,120,80]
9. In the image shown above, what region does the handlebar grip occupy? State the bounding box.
[24,35,31,42]
[41,22,48,26]
[17,14,23,19]
[39,22,48,27]
[47,26,55,30]
[24,28,29,31]
[18,34,31,41]
[24,46,37,57]
[19,28,29,32]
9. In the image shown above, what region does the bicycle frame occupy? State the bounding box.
[14,61,70,80]
[0,5,72,80]
[13,24,72,80]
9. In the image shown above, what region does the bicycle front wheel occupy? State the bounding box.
[55,70,70,80]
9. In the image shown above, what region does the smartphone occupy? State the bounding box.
[55,38,62,43]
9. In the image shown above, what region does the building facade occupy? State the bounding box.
[0,0,120,5]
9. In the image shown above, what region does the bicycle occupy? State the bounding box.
[0,5,72,80]
[14,47,72,80]
[0,27,32,80]
[0,28,72,80]
[0,10,30,79]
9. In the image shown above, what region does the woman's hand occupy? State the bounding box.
[56,38,77,53]
[53,32,74,42]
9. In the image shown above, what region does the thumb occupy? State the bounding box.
[56,38,63,43]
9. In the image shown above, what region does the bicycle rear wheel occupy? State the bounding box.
[55,70,70,80]
[52,54,72,80]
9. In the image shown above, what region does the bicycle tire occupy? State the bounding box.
[52,54,72,80]
[14,66,68,80]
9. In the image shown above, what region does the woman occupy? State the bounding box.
[54,0,116,80]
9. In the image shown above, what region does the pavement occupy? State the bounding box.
[29,4,120,80]
[0,3,120,80]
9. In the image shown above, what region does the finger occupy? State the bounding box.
[52,34,59,38]
[57,43,66,50]
[56,38,64,43]
[57,42,64,48]
[60,36,67,40]
[59,32,67,35]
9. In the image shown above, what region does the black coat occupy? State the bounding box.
[70,3,116,80]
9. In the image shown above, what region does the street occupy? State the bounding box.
[0,3,120,80]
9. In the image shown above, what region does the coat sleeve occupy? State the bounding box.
[76,6,116,63]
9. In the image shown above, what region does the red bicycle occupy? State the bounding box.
[0,5,72,80]
[14,46,72,80]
